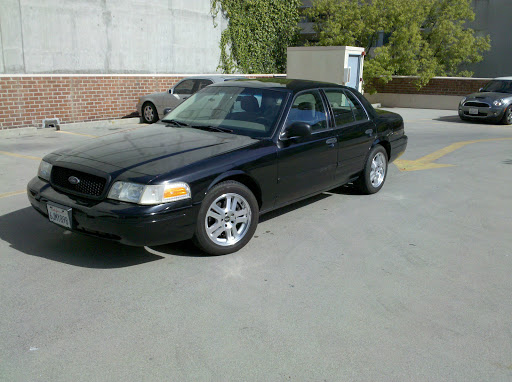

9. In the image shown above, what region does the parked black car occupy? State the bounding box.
[458,77,512,124]
[28,79,407,255]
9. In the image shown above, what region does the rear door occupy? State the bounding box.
[322,88,375,184]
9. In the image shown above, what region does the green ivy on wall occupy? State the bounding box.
[211,0,302,74]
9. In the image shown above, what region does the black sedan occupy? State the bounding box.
[458,77,512,124]
[28,79,408,255]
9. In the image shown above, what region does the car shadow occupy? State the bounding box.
[258,184,356,223]
[3,188,357,264]
[434,115,497,125]
[0,207,164,268]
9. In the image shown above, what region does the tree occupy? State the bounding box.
[305,0,491,91]
[211,0,302,74]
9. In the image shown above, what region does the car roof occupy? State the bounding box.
[178,75,246,82]
[211,78,347,94]
[493,77,512,81]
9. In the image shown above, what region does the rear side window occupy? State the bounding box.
[324,89,355,126]
[344,90,368,121]
[324,89,368,126]
[285,91,328,132]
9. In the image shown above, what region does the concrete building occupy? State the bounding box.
[0,0,226,74]
[468,0,512,77]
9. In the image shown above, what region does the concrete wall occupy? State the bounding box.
[365,76,491,110]
[0,0,225,74]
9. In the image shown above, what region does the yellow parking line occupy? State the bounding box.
[56,131,98,138]
[0,190,26,199]
[0,151,41,161]
[395,137,512,171]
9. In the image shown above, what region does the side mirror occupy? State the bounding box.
[479,88,483,92]
[281,122,312,140]
[168,88,174,94]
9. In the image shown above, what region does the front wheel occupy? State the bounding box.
[356,145,388,194]
[193,181,259,255]
[141,102,158,124]
[501,106,512,125]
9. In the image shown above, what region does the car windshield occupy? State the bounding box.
[481,80,512,94]
[161,86,287,138]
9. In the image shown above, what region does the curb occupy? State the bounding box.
[0,117,140,137]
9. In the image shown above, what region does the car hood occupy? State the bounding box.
[50,124,258,178]
[465,92,512,101]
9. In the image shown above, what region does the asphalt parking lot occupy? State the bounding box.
[1,109,512,381]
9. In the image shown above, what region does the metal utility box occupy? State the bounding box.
[287,46,365,92]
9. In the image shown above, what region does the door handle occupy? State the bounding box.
[326,137,337,147]
[365,129,373,136]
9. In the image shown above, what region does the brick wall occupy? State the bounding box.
[0,74,272,130]
[0,75,186,130]
[372,76,491,96]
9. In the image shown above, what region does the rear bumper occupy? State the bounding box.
[389,135,408,162]
[27,177,198,246]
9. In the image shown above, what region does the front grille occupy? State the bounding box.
[51,166,107,197]
[464,101,490,108]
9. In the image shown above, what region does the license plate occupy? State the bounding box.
[47,203,72,229]
[469,108,479,115]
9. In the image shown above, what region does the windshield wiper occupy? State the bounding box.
[191,125,233,133]
[163,119,189,127]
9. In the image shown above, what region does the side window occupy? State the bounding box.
[285,91,327,132]
[197,79,213,91]
[324,89,355,126]
[173,80,196,95]
[344,90,369,121]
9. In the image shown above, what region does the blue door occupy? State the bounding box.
[347,55,361,90]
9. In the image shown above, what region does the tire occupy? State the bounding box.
[141,102,158,124]
[501,106,512,125]
[356,145,388,195]
[459,114,469,121]
[193,181,259,255]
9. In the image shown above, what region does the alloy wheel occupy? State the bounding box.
[205,193,252,247]
[370,152,386,187]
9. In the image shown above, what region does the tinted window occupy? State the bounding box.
[285,91,327,131]
[344,90,368,121]
[174,80,196,95]
[324,89,355,126]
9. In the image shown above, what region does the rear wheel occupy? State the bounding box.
[501,106,512,125]
[356,145,388,194]
[193,181,259,255]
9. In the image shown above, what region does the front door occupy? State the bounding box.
[276,90,337,206]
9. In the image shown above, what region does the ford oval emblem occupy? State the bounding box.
[68,176,80,185]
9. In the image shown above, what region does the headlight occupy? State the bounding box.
[38,160,53,181]
[459,97,467,105]
[493,99,504,107]
[107,181,191,205]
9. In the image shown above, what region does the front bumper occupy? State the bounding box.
[458,104,506,121]
[27,177,199,246]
